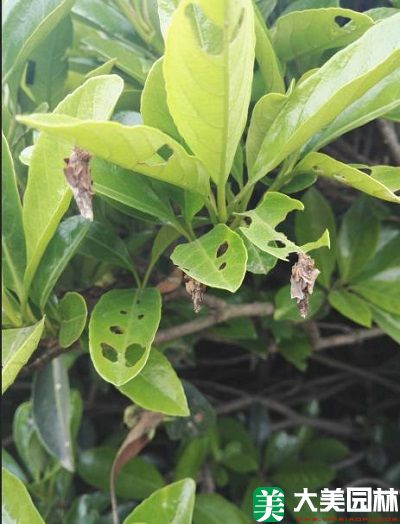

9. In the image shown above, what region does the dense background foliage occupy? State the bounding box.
[2,0,400,523]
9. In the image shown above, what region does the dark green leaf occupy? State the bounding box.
[1,450,27,483]
[193,493,250,524]
[303,437,348,463]
[174,436,210,481]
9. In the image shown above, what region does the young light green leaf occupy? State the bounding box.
[271,8,372,64]
[2,0,75,83]
[2,133,26,302]
[59,292,88,348]
[193,493,250,524]
[123,478,196,524]
[32,358,74,471]
[22,75,124,299]
[31,216,90,310]
[141,57,182,143]
[118,348,189,417]
[295,188,336,288]
[18,114,209,197]
[251,14,400,181]
[328,289,372,327]
[239,192,329,261]
[294,153,400,203]
[2,468,45,523]
[163,0,255,184]
[242,237,277,275]
[171,225,248,292]
[2,318,45,395]
[89,288,161,386]
[369,166,400,192]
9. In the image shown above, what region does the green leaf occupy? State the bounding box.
[58,292,88,348]
[274,461,334,491]
[2,133,26,302]
[89,288,161,386]
[351,279,400,316]
[274,285,325,321]
[26,17,72,109]
[13,402,49,481]
[304,68,400,152]
[2,318,45,395]
[78,447,165,500]
[171,224,247,292]
[163,0,255,184]
[32,359,74,471]
[282,0,339,15]
[193,493,250,524]
[370,306,400,345]
[141,57,182,143]
[118,348,189,417]
[77,220,132,271]
[369,166,400,192]
[294,153,400,204]
[303,438,348,464]
[279,335,312,372]
[239,192,329,261]
[337,199,380,282]
[22,75,123,298]
[174,436,210,481]
[2,0,75,83]
[251,14,400,181]
[243,237,277,275]
[2,468,45,523]
[83,36,152,85]
[1,450,27,483]
[18,114,209,197]
[295,188,336,287]
[157,0,180,38]
[328,290,372,327]
[123,478,196,524]
[264,431,301,470]
[271,8,372,64]
[31,216,89,310]
[253,4,284,94]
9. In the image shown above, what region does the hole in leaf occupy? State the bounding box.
[110,325,124,335]
[101,343,118,362]
[216,241,229,258]
[244,216,252,226]
[360,167,372,175]
[125,343,146,368]
[335,16,351,27]
[218,262,227,270]
[230,9,244,42]
[185,3,223,55]
[275,240,286,248]
[120,310,128,315]
[26,61,36,85]
[137,314,144,320]
[156,144,173,161]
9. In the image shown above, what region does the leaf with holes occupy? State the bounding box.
[171,225,247,292]
[17,114,209,197]
[163,0,255,185]
[118,349,189,417]
[239,192,330,261]
[294,153,400,203]
[89,288,161,386]
[59,292,88,348]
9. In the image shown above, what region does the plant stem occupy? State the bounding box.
[217,182,228,223]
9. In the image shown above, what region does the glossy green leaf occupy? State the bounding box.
[2,134,26,301]
[163,0,255,184]
[26,17,72,109]
[282,0,339,15]
[303,438,348,464]
[123,478,196,524]
[58,292,88,348]
[141,58,182,143]
[304,68,400,152]
[243,237,277,275]
[1,450,27,482]
[31,216,90,310]
[294,153,400,204]
[32,359,74,471]
[274,285,325,322]
[13,402,49,481]
[2,468,45,523]
[370,306,400,345]
[83,36,152,85]
[251,14,400,181]
[171,224,247,292]
[295,188,336,287]
[18,114,209,197]
[2,0,75,83]
[253,4,284,94]
[239,192,330,261]
[193,493,250,524]
[271,8,372,64]
[351,279,400,316]
[22,75,123,297]
[328,290,372,327]
[63,492,110,524]
[78,447,165,500]
[89,288,161,386]
[119,348,189,416]
[2,318,45,395]
[174,436,210,481]
[77,220,132,271]
[337,199,380,282]
[369,166,400,192]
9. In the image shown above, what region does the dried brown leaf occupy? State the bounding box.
[184,275,206,313]
[290,252,320,318]
[63,147,93,221]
